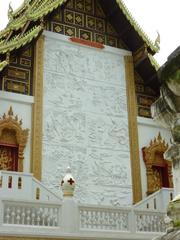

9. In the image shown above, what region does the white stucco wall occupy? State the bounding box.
[42,31,133,206]
[137,116,172,199]
[0,91,34,172]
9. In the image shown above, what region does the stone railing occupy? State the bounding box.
[0,171,60,202]
[79,205,129,231]
[79,205,166,233]
[2,200,61,227]
[0,199,166,236]
[0,171,167,239]
[135,210,166,233]
[134,188,174,211]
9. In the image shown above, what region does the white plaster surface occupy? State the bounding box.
[42,32,132,206]
[0,91,34,172]
[137,117,172,199]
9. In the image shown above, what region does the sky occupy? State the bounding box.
[0,0,179,66]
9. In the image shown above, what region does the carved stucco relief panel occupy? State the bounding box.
[42,34,132,206]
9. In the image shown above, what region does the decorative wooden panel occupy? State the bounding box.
[1,44,34,95]
[46,0,125,49]
[0,107,29,172]
[135,72,158,118]
[142,133,173,195]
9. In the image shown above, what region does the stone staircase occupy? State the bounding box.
[0,171,170,240]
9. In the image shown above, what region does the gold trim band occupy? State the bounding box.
[124,55,142,203]
[31,35,44,180]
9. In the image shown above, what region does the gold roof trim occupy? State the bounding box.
[12,2,27,17]
[148,53,160,71]
[116,0,160,53]
[0,60,9,72]
[0,0,67,39]
[0,25,42,54]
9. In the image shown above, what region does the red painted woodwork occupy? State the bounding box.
[69,37,104,49]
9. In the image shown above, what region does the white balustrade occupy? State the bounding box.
[0,171,60,202]
[32,177,60,201]
[3,200,61,227]
[0,171,167,239]
[79,205,166,233]
[135,210,166,233]
[134,188,174,211]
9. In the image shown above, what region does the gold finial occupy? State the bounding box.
[6,52,10,63]
[24,0,30,6]
[40,18,45,29]
[154,31,160,48]
[8,2,13,21]
[157,132,162,142]
[8,106,13,117]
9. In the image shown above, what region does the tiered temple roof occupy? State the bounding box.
[0,0,160,89]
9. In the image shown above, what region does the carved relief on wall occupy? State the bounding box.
[0,107,29,171]
[142,133,173,195]
[42,36,132,206]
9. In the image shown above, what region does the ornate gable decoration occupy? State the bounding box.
[0,106,29,171]
[143,133,173,195]
[143,133,168,166]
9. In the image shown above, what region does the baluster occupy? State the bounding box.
[121,213,125,230]
[153,215,156,231]
[142,214,146,231]
[11,207,15,224]
[91,211,95,229]
[146,215,150,232]
[16,208,21,224]
[83,210,87,228]
[41,208,46,226]
[109,212,113,230]
[104,211,108,229]
[89,211,93,228]
[116,212,120,230]
[94,211,98,229]
[50,208,54,226]
[31,209,35,225]
[5,207,10,224]
[80,210,83,228]
[137,214,142,231]
[26,209,31,225]
[96,210,100,229]
[87,210,91,228]
[21,207,25,225]
[118,212,121,230]
[36,209,41,225]
[152,215,156,232]
[100,211,103,229]
[52,208,57,227]
[47,208,51,226]
[117,212,121,230]
[143,214,146,231]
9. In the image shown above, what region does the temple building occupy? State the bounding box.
[0,0,175,239]
[152,46,180,240]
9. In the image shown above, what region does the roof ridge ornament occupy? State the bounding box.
[8,2,14,22]
[154,31,160,49]
[116,0,160,53]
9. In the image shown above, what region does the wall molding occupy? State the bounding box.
[125,56,142,203]
[31,35,44,180]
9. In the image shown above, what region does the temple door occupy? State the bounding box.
[0,144,19,171]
